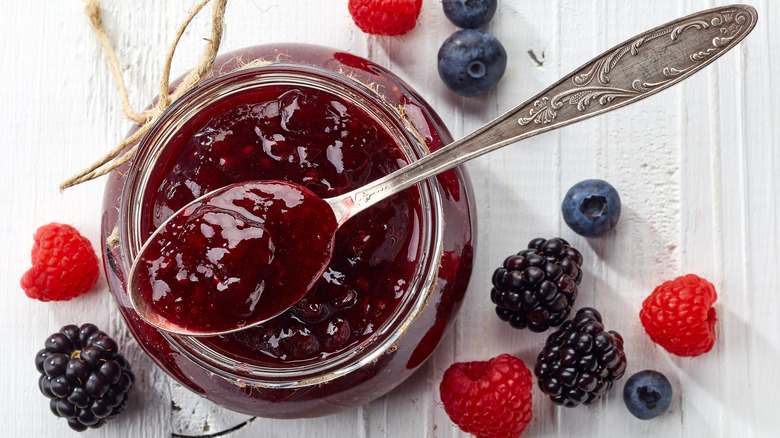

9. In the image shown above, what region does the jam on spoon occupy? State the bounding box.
[129,180,337,336]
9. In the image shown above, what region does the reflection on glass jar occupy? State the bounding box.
[102,44,476,418]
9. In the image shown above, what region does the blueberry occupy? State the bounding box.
[438,29,507,97]
[561,179,621,238]
[623,370,672,420]
[442,0,497,29]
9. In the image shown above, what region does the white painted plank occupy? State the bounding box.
[2,1,779,437]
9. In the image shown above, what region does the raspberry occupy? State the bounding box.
[639,274,717,357]
[348,0,423,36]
[36,324,134,432]
[21,223,100,302]
[440,354,533,438]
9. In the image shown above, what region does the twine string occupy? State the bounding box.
[82,0,147,124]
[60,0,227,191]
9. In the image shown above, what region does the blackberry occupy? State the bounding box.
[36,324,134,432]
[490,237,583,332]
[534,308,627,407]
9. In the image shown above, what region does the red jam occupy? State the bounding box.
[103,44,476,418]
[139,84,424,364]
[131,180,338,335]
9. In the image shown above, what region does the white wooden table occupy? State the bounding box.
[3,1,778,437]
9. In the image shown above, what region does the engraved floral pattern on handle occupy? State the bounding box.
[518,7,755,126]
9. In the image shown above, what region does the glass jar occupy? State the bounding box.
[101,44,475,418]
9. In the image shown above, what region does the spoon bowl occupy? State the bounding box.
[128,180,338,336]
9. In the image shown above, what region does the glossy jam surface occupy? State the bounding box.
[131,181,338,335]
[140,85,423,364]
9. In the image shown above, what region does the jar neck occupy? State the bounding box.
[119,64,445,386]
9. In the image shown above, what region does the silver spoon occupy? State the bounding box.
[129,4,757,336]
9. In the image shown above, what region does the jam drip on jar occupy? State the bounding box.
[140,85,423,365]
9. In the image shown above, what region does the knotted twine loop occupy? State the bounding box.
[59,0,228,191]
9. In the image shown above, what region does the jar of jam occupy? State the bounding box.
[101,44,476,418]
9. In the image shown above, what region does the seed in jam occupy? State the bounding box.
[130,180,338,335]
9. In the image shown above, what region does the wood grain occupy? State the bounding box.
[2,1,777,437]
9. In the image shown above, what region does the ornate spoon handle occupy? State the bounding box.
[329,4,757,224]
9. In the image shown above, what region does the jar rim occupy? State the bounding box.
[118,63,446,387]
